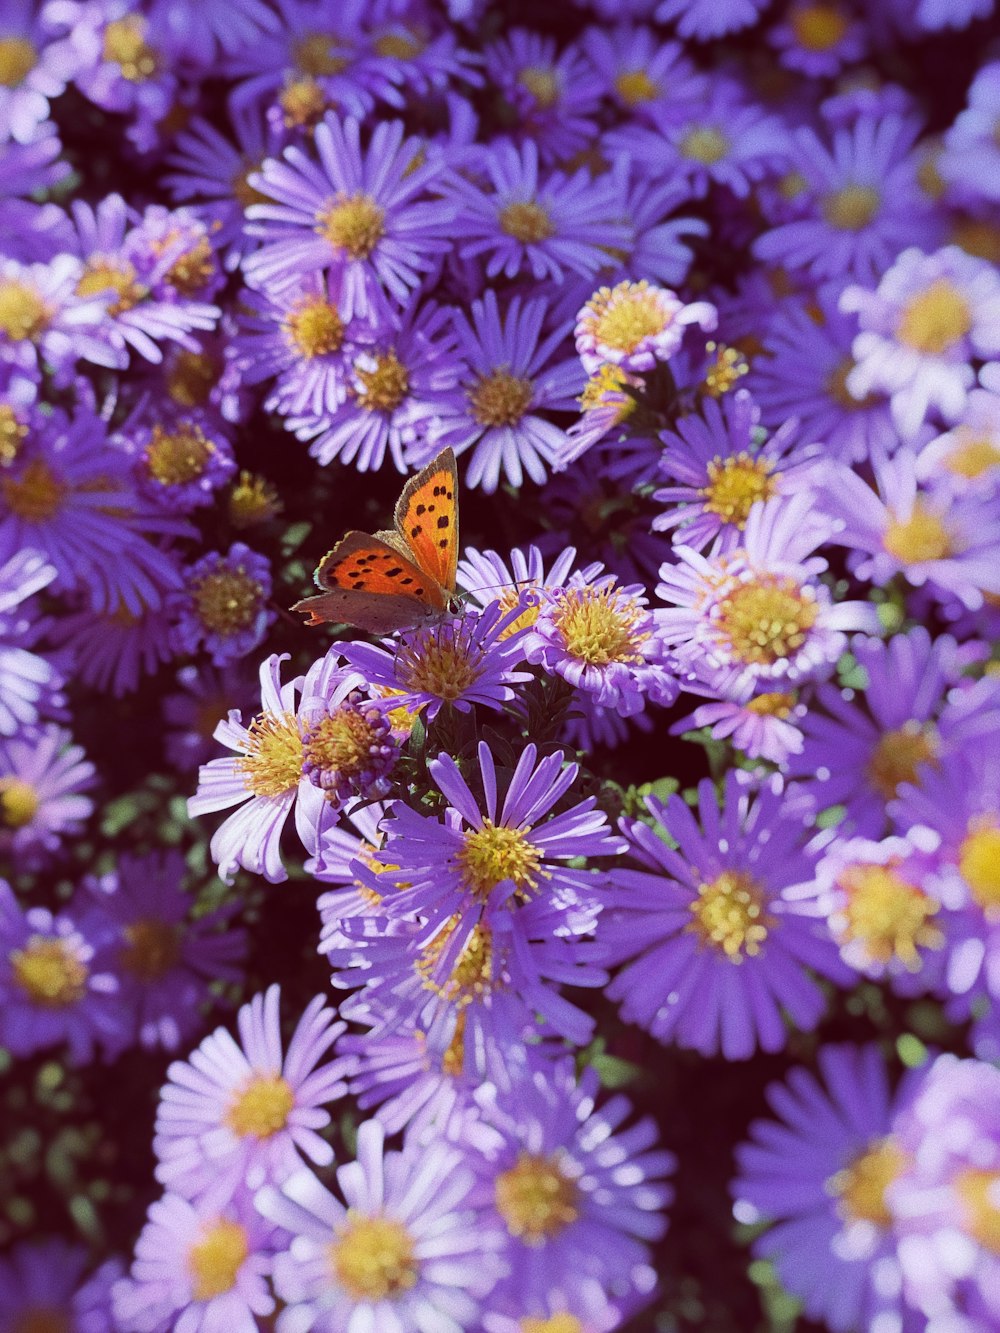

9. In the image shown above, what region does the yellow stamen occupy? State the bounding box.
[822,184,880,231]
[317,193,385,260]
[944,432,1000,479]
[11,936,87,1007]
[455,820,543,902]
[585,280,668,354]
[76,259,145,315]
[700,453,775,526]
[144,421,215,486]
[716,575,819,666]
[959,820,1000,912]
[867,721,939,801]
[827,1137,907,1227]
[0,37,37,87]
[791,4,849,50]
[680,127,729,164]
[187,1219,248,1301]
[279,76,327,129]
[702,342,750,397]
[1,458,66,521]
[354,350,410,413]
[688,870,772,960]
[228,471,282,529]
[293,32,350,76]
[518,66,559,109]
[283,295,344,359]
[120,919,182,982]
[495,1152,580,1243]
[896,280,972,355]
[835,861,943,968]
[191,567,263,636]
[330,1215,418,1300]
[614,69,658,105]
[226,1073,295,1138]
[0,279,51,342]
[417,918,493,1005]
[551,585,648,666]
[955,1168,1000,1254]
[167,349,217,407]
[103,16,159,81]
[883,503,952,564]
[0,403,28,468]
[468,370,534,426]
[499,201,555,244]
[237,711,303,798]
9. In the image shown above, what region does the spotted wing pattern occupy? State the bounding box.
[393,448,459,597]
[291,531,446,633]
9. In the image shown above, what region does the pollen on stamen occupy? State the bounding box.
[11,936,88,1007]
[827,1137,908,1228]
[236,710,304,798]
[317,192,386,260]
[550,585,650,667]
[687,870,773,961]
[329,1215,419,1302]
[494,1151,581,1244]
[834,861,943,969]
[455,819,544,903]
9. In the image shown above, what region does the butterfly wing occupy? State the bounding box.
[292,531,447,633]
[393,447,459,597]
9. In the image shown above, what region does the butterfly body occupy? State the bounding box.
[293,448,459,634]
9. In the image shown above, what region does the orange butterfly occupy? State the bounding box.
[293,447,459,634]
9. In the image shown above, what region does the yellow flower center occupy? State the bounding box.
[952,218,1000,265]
[10,1309,70,1333]
[417,918,493,1005]
[304,707,379,781]
[76,259,145,315]
[835,861,943,968]
[700,453,776,526]
[499,200,556,244]
[237,710,303,798]
[896,279,972,354]
[0,279,51,342]
[579,363,636,420]
[188,1219,248,1301]
[822,184,881,231]
[1,458,66,521]
[283,295,344,359]
[11,936,88,1008]
[883,503,952,564]
[468,369,534,426]
[745,690,796,717]
[0,777,40,828]
[164,236,215,297]
[0,403,28,468]
[191,567,263,636]
[495,1152,581,1244]
[828,1137,907,1227]
[103,16,159,81]
[0,36,37,87]
[120,919,182,982]
[614,68,658,105]
[373,31,424,60]
[226,1073,295,1138]
[550,585,648,666]
[229,471,281,529]
[955,1168,1000,1254]
[279,76,327,129]
[317,193,386,260]
[587,280,667,353]
[680,127,729,164]
[791,4,849,50]
[167,349,217,407]
[495,586,542,637]
[944,431,1000,479]
[455,820,543,902]
[959,820,1000,911]
[702,342,751,397]
[354,349,410,413]
[144,421,215,486]
[518,66,559,108]
[715,575,819,666]
[293,31,350,76]
[866,721,939,800]
[330,1214,418,1301]
[688,870,772,961]
[522,1318,582,1333]
[440,1010,467,1077]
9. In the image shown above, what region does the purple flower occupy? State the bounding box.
[0,0,81,143]
[170,543,274,667]
[416,290,582,493]
[842,245,1000,438]
[890,1054,1000,1330]
[768,3,868,77]
[125,411,237,512]
[0,878,126,1063]
[599,774,853,1059]
[0,544,62,736]
[575,279,717,375]
[474,1058,673,1308]
[581,25,708,122]
[0,253,118,381]
[245,114,454,319]
[82,851,247,1052]
[670,682,807,765]
[443,138,630,283]
[154,984,350,1204]
[0,723,94,867]
[915,387,1000,494]
[299,688,400,806]
[146,0,280,62]
[484,28,603,163]
[341,601,531,721]
[655,0,770,38]
[47,582,178,698]
[255,1118,506,1332]
[112,1188,279,1332]
[733,1044,922,1333]
[0,1240,121,1333]
[162,662,257,772]
[941,60,1000,206]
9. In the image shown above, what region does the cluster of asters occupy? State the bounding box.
[1,0,1000,1328]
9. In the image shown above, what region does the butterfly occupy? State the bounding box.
[293,447,459,634]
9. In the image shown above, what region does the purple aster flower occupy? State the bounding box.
[754,115,938,284]
[256,1117,506,1332]
[82,850,247,1052]
[415,290,582,493]
[0,723,94,867]
[747,285,895,465]
[610,81,789,199]
[154,984,351,1204]
[818,454,1000,609]
[0,252,118,381]
[785,628,1000,836]
[599,773,853,1059]
[299,687,400,807]
[941,60,1000,206]
[286,299,466,473]
[341,601,531,721]
[188,653,339,884]
[0,395,188,615]
[655,493,879,695]
[146,0,280,62]
[124,410,237,512]
[557,362,646,470]
[443,139,631,283]
[670,681,807,765]
[0,0,80,143]
[112,1188,279,1332]
[890,1054,1000,1330]
[484,28,603,163]
[0,878,126,1062]
[0,544,61,735]
[653,389,820,551]
[0,120,68,196]
[483,1277,626,1333]
[456,541,597,619]
[162,661,257,773]
[474,1058,672,1308]
[655,0,769,38]
[522,572,677,715]
[170,542,274,667]
[841,245,1000,438]
[575,279,717,375]
[0,1241,121,1333]
[915,387,1000,494]
[768,3,867,77]
[245,114,454,319]
[733,1044,922,1333]
[581,25,708,123]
